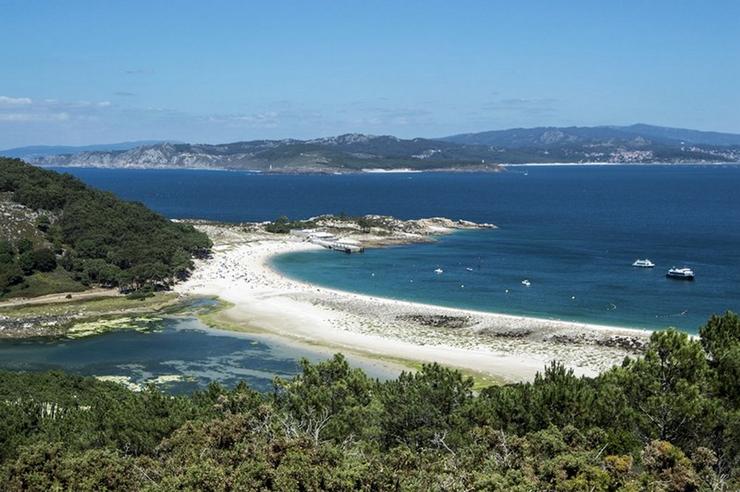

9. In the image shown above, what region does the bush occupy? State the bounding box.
[0,263,24,293]
[18,248,56,275]
[0,316,738,489]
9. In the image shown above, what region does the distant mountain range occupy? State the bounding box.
[0,141,170,159]
[442,124,740,147]
[3,125,739,172]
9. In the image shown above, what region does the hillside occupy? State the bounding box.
[14,125,740,172]
[440,124,740,164]
[0,158,211,298]
[25,135,502,172]
[1,312,739,489]
[442,124,740,148]
[0,141,169,159]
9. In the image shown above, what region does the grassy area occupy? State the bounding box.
[194,298,272,333]
[3,268,86,299]
[0,292,180,319]
[459,368,506,390]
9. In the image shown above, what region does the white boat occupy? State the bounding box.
[521,279,531,287]
[632,259,655,268]
[666,267,695,281]
[434,268,443,274]
[465,267,474,272]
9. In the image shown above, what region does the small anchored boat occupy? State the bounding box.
[521,279,531,287]
[632,259,655,268]
[666,267,695,281]
[434,268,443,274]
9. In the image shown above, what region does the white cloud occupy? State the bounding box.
[0,96,116,126]
[207,111,282,128]
[0,112,69,122]
[231,111,279,123]
[480,97,559,115]
[0,96,33,106]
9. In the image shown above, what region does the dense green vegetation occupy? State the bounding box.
[265,213,399,234]
[0,158,211,297]
[264,216,314,234]
[1,312,738,490]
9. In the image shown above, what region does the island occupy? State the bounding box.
[0,159,738,490]
[4,124,740,173]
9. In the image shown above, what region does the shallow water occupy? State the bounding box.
[0,316,398,394]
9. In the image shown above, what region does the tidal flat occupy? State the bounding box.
[0,294,402,393]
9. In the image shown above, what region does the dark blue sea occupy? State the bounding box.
[56,165,740,333]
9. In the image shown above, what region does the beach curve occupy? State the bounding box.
[175,222,651,383]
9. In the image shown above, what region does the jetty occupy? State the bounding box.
[292,229,365,254]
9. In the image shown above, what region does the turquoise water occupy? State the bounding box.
[55,165,740,332]
[272,229,735,332]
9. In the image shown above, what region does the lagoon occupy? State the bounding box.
[0,314,398,394]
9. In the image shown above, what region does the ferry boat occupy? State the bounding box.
[632,259,655,268]
[666,267,695,281]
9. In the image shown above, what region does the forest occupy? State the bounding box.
[0,158,211,297]
[0,312,737,491]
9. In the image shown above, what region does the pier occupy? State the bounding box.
[291,229,365,254]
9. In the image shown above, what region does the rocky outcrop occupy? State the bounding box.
[306,215,495,237]
[0,193,50,244]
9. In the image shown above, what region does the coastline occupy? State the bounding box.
[175,222,651,383]
[39,161,740,174]
[502,161,740,167]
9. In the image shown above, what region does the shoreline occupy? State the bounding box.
[39,161,740,174]
[175,223,652,383]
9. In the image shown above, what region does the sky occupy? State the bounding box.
[1,0,739,148]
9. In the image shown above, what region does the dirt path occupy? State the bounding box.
[0,288,121,309]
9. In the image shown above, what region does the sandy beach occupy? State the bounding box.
[176,223,652,383]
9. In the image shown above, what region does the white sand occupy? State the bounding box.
[176,224,651,382]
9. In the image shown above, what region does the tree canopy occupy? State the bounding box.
[0,158,211,297]
[1,312,738,490]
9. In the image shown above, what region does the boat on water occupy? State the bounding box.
[434,268,443,274]
[465,267,474,272]
[632,259,655,268]
[521,279,531,287]
[666,267,695,281]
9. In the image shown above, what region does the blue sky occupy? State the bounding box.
[1,0,739,147]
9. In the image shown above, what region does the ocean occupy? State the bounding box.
[55,165,740,332]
